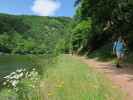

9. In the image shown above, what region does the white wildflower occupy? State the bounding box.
[4,75,10,79]
[11,80,19,87]
[3,82,7,85]
[10,72,16,76]
[32,68,36,71]
[16,69,23,73]
[19,72,23,78]
[3,67,39,89]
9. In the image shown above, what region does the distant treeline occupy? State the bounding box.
[0,13,71,55]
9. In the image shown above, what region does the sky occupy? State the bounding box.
[0,0,75,17]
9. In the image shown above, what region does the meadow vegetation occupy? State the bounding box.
[0,0,133,99]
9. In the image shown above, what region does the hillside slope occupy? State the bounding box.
[0,13,71,54]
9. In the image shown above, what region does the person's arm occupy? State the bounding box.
[113,42,116,54]
[123,39,128,53]
[123,40,127,47]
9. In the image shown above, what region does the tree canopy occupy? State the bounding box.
[73,0,133,53]
[0,14,71,55]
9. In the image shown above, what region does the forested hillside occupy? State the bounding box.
[0,13,71,55]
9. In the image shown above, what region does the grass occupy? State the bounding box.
[0,55,51,100]
[0,54,127,100]
[40,54,126,100]
[87,44,114,61]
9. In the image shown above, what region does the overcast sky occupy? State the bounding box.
[0,0,75,16]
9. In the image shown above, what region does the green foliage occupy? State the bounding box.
[74,0,133,53]
[0,89,18,100]
[0,14,71,55]
[88,44,114,61]
[72,19,91,53]
[40,55,126,100]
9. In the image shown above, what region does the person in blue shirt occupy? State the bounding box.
[113,36,126,68]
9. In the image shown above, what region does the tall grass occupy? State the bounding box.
[0,54,127,100]
[39,55,126,100]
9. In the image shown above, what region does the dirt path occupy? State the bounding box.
[74,55,133,100]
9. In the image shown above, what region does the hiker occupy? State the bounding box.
[113,36,126,68]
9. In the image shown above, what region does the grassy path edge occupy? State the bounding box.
[40,54,127,100]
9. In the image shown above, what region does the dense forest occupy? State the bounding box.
[72,0,133,56]
[0,13,71,55]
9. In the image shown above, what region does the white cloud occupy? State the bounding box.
[32,0,61,16]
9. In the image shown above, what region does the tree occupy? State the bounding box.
[74,0,133,52]
[0,14,72,54]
